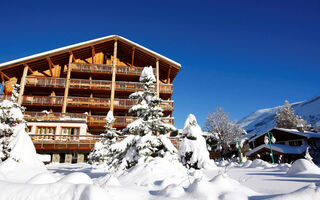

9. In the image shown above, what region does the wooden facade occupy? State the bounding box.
[0,35,181,162]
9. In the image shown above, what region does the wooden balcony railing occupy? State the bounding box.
[70,63,156,75]
[30,134,180,150]
[24,112,87,122]
[23,111,174,126]
[25,77,173,93]
[87,115,174,126]
[2,95,174,111]
[70,63,112,73]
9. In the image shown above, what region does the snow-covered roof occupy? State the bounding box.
[0,35,181,69]
[248,127,320,142]
[246,144,307,156]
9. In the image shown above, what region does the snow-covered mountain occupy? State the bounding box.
[238,96,320,138]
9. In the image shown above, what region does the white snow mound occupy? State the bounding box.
[0,124,46,182]
[27,172,58,184]
[59,172,93,184]
[287,159,320,175]
[117,157,188,187]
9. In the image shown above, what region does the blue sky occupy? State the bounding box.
[0,0,319,128]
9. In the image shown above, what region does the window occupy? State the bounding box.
[61,127,80,140]
[289,140,303,146]
[36,127,56,140]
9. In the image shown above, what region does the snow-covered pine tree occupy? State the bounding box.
[108,66,177,172]
[178,114,212,169]
[204,107,245,158]
[0,84,25,162]
[88,111,119,165]
[275,100,309,131]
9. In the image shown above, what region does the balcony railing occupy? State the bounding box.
[70,63,112,73]
[23,111,174,126]
[87,115,174,126]
[30,134,180,150]
[2,95,174,111]
[24,112,87,122]
[25,77,172,93]
[70,63,156,75]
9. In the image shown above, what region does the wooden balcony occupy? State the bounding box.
[24,112,86,122]
[70,63,156,76]
[87,115,174,127]
[30,134,180,151]
[23,111,174,127]
[30,134,101,151]
[25,77,173,94]
[16,95,174,111]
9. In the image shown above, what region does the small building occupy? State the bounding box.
[246,128,320,163]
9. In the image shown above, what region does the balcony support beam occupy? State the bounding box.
[110,40,118,113]
[167,67,171,84]
[91,46,95,64]
[131,47,135,67]
[62,54,73,113]
[18,64,29,105]
[156,59,160,98]
[46,58,54,77]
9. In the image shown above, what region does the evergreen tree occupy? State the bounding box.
[178,114,212,169]
[108,66,177,172]
[204,107,246,158]
[88,111,119,165]
[0,84,25,162]
[275,100,309,130]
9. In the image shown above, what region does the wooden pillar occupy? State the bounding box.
[110,40,118,113]
[18,64,29,105]
[91,46,95,64]
[47,58,54,77]
[156,59,160,98]
[131,47,135,67]
[62,54,73,113]
[167,67,171,84]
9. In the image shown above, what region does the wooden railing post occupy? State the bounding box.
[18,64,29,105]
[62,55,73,114]
[110,39,118,113]
[156,59,160,98]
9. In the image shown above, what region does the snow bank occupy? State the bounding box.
[269,182,320,200]
[0,180,110,200]
[27,172,58,184]
[59,172,93,184]
[117,157,188,187]
[0,124,46,182]
[287,159,320,175]
[184,174,259,200]
[241,160,252,167]
[248,159,275,168]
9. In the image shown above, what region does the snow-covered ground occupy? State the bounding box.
[1,158,320,199]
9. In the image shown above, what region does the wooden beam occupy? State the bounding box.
[46,58,54,77]
[0,71,10,80]
[131,47,135,67]
[156,59,160,98]
[110,40,118,113]
[91,46,96,64]
[69,51,76,62]
[25,64,34,74]
[17,65,29,105]
[1,74,5,87]
[62,54,73,113]
[167,67,171,84]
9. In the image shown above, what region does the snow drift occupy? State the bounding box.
[287,159,320,175]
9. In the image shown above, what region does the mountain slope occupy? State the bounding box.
[238,96,320,138]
